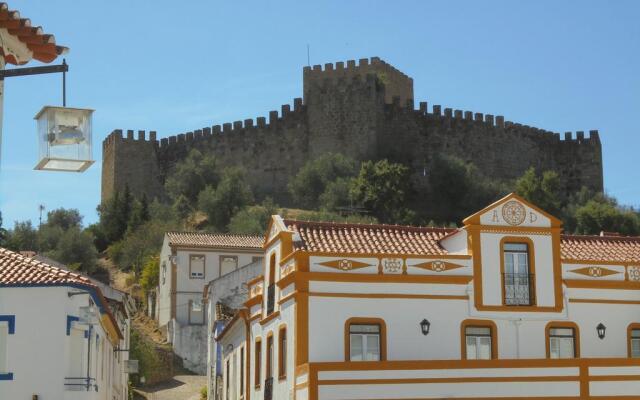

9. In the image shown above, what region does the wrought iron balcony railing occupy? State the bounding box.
[503,273,535,306]
[64,377,97,392]
[264,377,274,400]
[266,284,275,315]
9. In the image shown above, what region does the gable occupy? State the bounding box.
[464,193,561,229]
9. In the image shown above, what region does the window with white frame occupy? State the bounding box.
[549,327,576,359]
[465,326,492,360]
[631,329,640,358]
[190,255,205,279]
[68,326,86,378]
[220,255,238,276]
[349,324,381,361]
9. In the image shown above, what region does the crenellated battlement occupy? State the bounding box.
[382,98,600,145]
[303,56,413,105]
[102,56,604,204]
[151,98,305,150]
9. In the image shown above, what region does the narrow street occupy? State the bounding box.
[134,375,206,400]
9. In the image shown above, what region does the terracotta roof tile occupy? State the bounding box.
[0,247,123,339]
[0,2,68,65]
[284,220,455,255]
[560,234,640,264]
[166,231,263,250]
[0,247,92,285]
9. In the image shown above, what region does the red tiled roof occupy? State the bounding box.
[167,231,263,250]
[561,234,640,264]
[0,247,123,339]
[0,247,92,285]
[282,220,640,264]
[284,220,455,255]
[0,3,68,65]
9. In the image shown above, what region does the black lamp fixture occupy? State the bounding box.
[420,319,431,336]
[597,323,606,340]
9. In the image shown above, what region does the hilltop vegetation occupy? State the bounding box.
[1,150,639,281]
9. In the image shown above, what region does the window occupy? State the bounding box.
[190,255,205,279]
[0,317,12,380]
[266,335,274,379]
[254,339,262,388]
[629,325,640,358]
[240,346,245,397]
[503,241,534,305]
[548,325,578,359]
[68,326,86,378]
[349,324,381,361]
[278,327,287,379]
[225,359,230,400]
[188,299,204,325]
[266,253,276,315]
[220,255,238,276]
[161,261,167,284]
[465,327,492,360]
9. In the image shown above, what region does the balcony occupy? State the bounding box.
[64,377,97,392]
[503,273,535,305]
[264,377,273,400]
[266,284,275,315]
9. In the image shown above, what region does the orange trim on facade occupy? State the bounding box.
[564,279,640,290]
[460,319,499,360]
[309,292,468,300]
[260,311,280,326]
[299,271,473,285]
[545,321,580,359]
[344,317,387,362]
[278,324,287,380]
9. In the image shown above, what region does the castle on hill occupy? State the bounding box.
[101,57,603,204]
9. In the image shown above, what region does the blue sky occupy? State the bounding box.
[1,0,639,227]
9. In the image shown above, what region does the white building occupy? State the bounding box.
[156,232,263,373]
[217,193,640,399]
[0,247,132,400]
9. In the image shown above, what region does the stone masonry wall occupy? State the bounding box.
[101,57,603,205]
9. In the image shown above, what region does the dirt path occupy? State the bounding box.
[134,375,207,400]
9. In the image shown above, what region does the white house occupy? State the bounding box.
[0,247,132,400]
[217,193,640,400]
[156,232,263,373]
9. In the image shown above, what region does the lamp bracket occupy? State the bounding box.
[0,59,68,106]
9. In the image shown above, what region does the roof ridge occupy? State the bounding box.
[166,231,263,238]
[561,234,640,242]
[283,219,456,233]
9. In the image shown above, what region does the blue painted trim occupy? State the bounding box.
[67,316,79,336]
[0,373,13,380]
[0,316,15,334]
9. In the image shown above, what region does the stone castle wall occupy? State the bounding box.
[101,57,603,206]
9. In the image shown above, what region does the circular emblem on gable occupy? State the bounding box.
[502,201,526,226]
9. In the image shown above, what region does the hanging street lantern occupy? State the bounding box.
[34,105,94,172]
[0,2,96,173]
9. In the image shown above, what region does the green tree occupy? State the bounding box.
[0,211,7,246]
[288,153,357,209]
[228,199,278,235]
[165,148,218,204]
[172,194,193,220]
[45,208,82,230]
[515,168,562,216]
[128,195,151,232]
[139,255,160,293]
[198,167,253,230]
[423,155,504,223]
[574,195,640,236]
[5,221,38,251]
[319,177,354,212]
[350,159,413,223]
[46,228,98,273]
[97,191,130,244]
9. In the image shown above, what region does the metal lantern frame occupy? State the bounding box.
[420,318,431,336]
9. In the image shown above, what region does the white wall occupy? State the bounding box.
[0,286,127,400]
